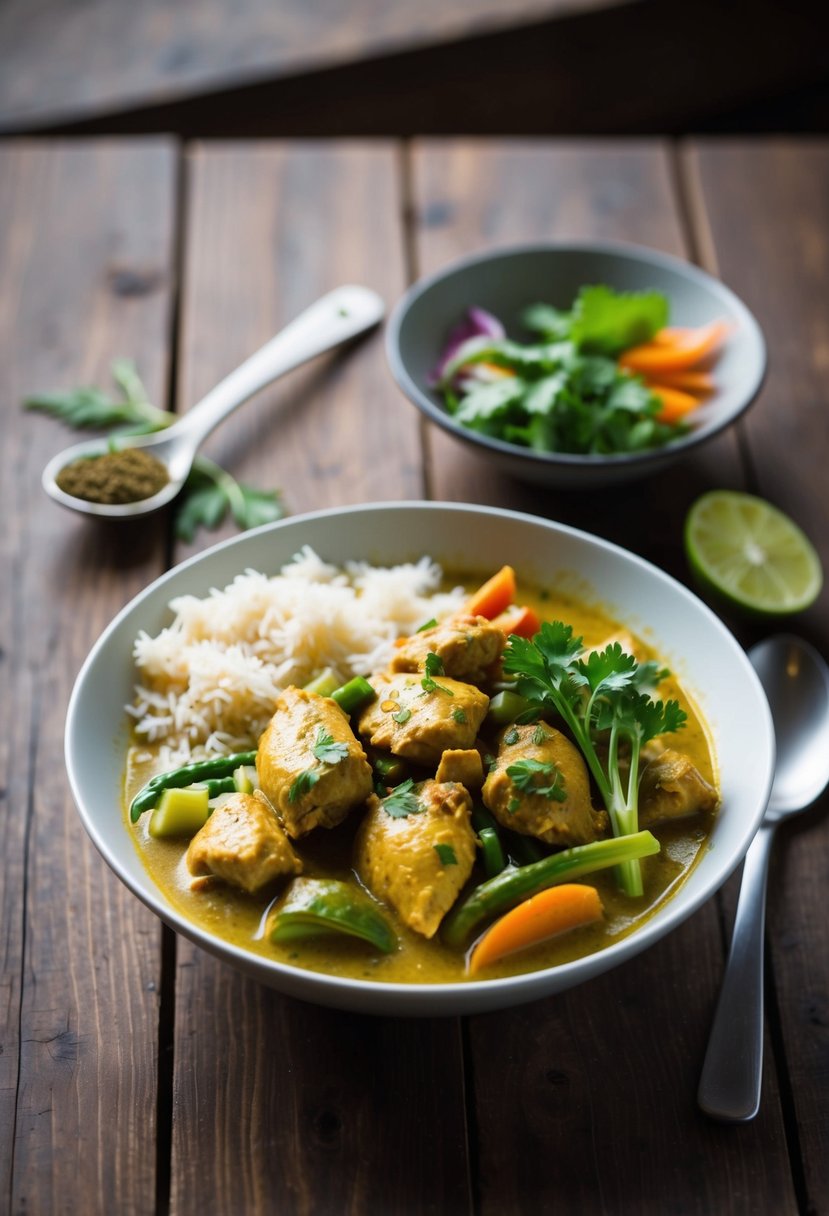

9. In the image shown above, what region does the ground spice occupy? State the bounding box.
[56,447,170,504]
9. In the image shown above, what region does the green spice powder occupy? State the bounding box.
[56,447,170,505]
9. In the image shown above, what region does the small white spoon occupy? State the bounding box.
[698,633,829,1122]
[42,284,385,519]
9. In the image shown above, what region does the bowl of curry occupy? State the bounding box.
[65,502,774,1015]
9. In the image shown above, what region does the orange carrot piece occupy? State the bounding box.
[465,565,517,620]
[619,320,731,375]
[468,884,603,974]
[646,370,715,394]
[490,605,542,638]
[649,384,701,425]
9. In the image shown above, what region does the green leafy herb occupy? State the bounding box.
[381,778,423,819]
[434,286,686,457]
[434,843,458,866]
[532,724,548,745]
[424,652,445,677]
[24,361,285,540]
[451,707,468,725]
[504,727,520,745]
[503,625,686,896]
[416,618,438,633]
[392,708,412,725]
[312,727,349,766]
[421,674,454,696]
[506,758,566,802]
[288,769,320,803]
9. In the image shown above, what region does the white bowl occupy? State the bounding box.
[66,502,774,1015]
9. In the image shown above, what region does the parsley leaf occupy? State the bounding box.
[381,778,423,819]
[288,769,319,803]
[312,727,349,766]
[434,843,458,866]
[175,457,284,543]
[424,652,445,677]
[506,758,566,802]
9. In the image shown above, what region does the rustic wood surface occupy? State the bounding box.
[0,136,826,1216]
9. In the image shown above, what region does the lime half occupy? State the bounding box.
[685,490,823,616]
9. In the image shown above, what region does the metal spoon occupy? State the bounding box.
[42,284,385,519]
[698,633,829,1122]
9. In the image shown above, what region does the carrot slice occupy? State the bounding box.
[490,605,541,638]
[646,370,715,394]
[619,320,731,375]
[649,384,701,424]
[468,884,603,974]
[465,566,517,620]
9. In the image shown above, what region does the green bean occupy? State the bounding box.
[441,830,660,949]
[330,675,376,716]
[130,750,258,822]
[478,827,506,878]
[201,776,237,799]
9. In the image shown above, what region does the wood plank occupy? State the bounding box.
[684,137,829,1213]
[169,141,472,1216]
[0,139,177,1213]
[411,138,797,1215]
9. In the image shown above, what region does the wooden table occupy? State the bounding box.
[1,137,827,1216]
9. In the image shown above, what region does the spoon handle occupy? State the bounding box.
[697,822,776,1122]
[172,284,385,449]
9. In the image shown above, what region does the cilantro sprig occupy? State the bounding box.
[25,360,284,541]
[502,623,686,896]
[312,727,349,766]
[381,778,423,820]
[506,758,566,803]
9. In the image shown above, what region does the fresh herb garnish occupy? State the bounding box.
[421,675,454,696]
[381,778,423,819]
[503,624,686,895]
[288,769,320,803]
[25,360,285,541]
[434,843,458,866]
[451,707,468,724]
[506,758,566,802]
[392,708,412,725]
[312,727,349,766]
[532,724,548,745]
[424,652,445,677]
[435,286,686,456]
[416,618,438,633]
[504,727,520,745]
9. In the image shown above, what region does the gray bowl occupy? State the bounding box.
[386,242,766,488]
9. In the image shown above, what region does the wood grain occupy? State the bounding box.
[410,138,797,1215]
[684,137,829,1214]
[169,141,471,1216]
[0,140,177,1214]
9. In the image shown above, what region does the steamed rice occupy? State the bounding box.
[127,546,465,767]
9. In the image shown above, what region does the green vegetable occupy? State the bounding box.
[477,827,506,878]
[303,668,341,698]
[506,758,566,802]
[373,754,409,786]
[233,766,256,794]
[451,707,467,724]
[201,776,237,799]
[312,727,349,766]
[288,769,319,803]
[485,690,534,729]
[442,830,660,948]
[416,618,438,633]
[130,750,258,822]
[381,778,423,819]
[435,287,684,457]
[148,786,210,838]
[330,676,376,716]
[424,652,445,677]
[502,624,686,896]
[271,879,396,953]
[434,843,458,866]
[420,674,454,696]
[25,360,284,540]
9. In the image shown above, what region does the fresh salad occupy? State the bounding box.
[431,286,730,456]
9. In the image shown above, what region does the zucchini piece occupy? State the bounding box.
[148,786,210,839]
[270,879,396,953]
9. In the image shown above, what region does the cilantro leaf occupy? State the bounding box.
[230,484,285,531]
[506,758,566,802]
[381,778,423,819]
[421,675,453,696]
[392,708,412,724]
[424,652,445,677]
[288,769,319,803]
[312,727,349,766]
[568,286,668,356]
[434,843,458,866]
[451,707,467,725]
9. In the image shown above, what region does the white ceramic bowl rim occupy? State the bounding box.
[66,501,774,1014]
[386,239,768,469]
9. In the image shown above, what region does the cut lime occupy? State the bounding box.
[685,490,823,616]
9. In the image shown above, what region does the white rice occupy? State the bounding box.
[127,546,465,766]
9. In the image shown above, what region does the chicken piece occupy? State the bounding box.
[638,749,719,827]
[355,780,476,938]
[482,722,605,846]
[390,612,505,684]
[257,687,373,838]
[358,672,489,767]
[186,791,302,893]
[435,748,485,791]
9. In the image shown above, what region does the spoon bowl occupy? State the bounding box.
[698,633,829,1122]
[43,284,385,519]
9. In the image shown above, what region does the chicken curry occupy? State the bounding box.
[126,567,718,984]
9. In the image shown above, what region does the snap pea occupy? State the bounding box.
[441,830,660,949]
[270,879,396,953]
[330,675,376,716]
[130,750,258,822]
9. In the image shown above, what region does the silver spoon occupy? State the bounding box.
[698,633,829,1122]
[42,284,385,519]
